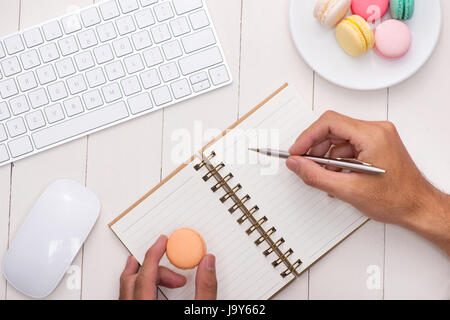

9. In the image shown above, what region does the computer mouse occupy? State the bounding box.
[2,179,100,298]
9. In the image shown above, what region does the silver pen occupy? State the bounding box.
[249,148,386,174]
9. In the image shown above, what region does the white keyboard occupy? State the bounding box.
[0,0,231,167]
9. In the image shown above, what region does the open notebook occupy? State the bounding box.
[109,84,368,299]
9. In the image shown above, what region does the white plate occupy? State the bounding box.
[289,0,441,90]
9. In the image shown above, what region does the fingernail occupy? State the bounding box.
[205,254,215,271]
[286,158,299,172]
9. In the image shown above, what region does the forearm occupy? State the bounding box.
[401,187,450,256]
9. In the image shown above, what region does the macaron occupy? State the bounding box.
[374,19,411,59]
[335,15,375,56]
[390,0,415,20]
[314,0,352,28]
[166,228,206,270]
[351,0,389,22]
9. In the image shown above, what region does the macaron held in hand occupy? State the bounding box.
[314,0,352,28]
[166,228,207,270]
[335,15,374,56]
[390,0,415,20]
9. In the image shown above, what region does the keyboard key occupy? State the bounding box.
[181,28,215,53]
[9,95,30,116]
[120,76,141,96]
[28,88,49,108]
[170,78,191,99]
[151,86,172,106]
[99,1,120,21]
[159,62,179,82]
[189,71,208,84]
[4,34,25,55]
[44,103,65,123]
[17,72,38,92]
[39,43,60,63]
[172,0,202,15]
[66,74,87,95]
[192,79,210,92]
[93,44,114,64]
[170,17,191,37]
[61,14,82,34]
[0,43,5,59]
[127,92,153,115]
[86,68,107,88]
[74,51,95,71]
[81,7,101,27]
[209,64,230,85]
[64,96,85,116]
[20,50,41,70]
[124,54,145,74]
[0,79,19,99]
[105,61,126,81]
[23,28,44,48]
[118,0,139,14]
[36,65,57,85]
[41,20,63,41]
[189,10,210,30]
[55,57,76,78]
[134,8,155,29]
[82,90,104,110]
[140,69,160,89]
[139,0,158,6]
[131,30,153,50]
[150,24,171,44]
[0,102,11,121]
[8,135,33,158]
[162,40,182,60]
[77,29,98,49]
[0,144,9,163]
[0,125,7,142]
[101,82,123,102]
[179,46,223,75]
[47,81,68,101]
[113,38,133,57]
[6,117,27,137]
[32,101,129,149]
[154,2,174,22]
[1,57,22,77]
[58,36,79,56]
[142,47,163,67]
[96,22,117,42]
[25,110,46,130]
[116,15,136,36]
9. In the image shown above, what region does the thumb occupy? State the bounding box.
[286,156,352,197]
[195,254,217,300]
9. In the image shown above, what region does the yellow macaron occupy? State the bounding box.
[335,15,374,56]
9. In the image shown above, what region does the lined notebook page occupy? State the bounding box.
[110,159,294,300]
[204,85,368,274]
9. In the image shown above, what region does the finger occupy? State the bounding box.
[289,111,361,156]
[327,143,356,171]
[307,139,331,157]
[119,255,139,300]
[286,156,356,198]
[157,266,187,288]
[195,254,217,300]
[134,235,168,300]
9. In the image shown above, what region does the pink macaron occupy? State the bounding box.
[374,19,412,60]
[351,0,389,22]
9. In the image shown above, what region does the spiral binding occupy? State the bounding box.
[194,151,302,278]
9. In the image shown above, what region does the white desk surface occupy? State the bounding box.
[1,0,449,300]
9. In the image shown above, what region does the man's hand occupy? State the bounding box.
[119,235,217,299]
[287,111,450,254]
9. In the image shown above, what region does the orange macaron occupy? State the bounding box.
[166,228,206,270]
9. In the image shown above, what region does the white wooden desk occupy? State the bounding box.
[0,0,449,300]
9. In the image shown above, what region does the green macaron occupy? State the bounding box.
[390,0,415,20]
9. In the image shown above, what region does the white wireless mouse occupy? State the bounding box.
[2,179,100,298]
